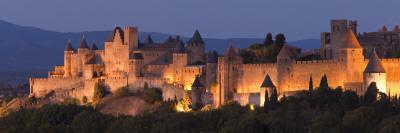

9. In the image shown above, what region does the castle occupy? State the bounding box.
[30,19,400,108]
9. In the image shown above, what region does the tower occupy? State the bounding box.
[129,53,144,77]
[104,27,131,75]
[331,19,349,59]
[172,41,189,84]
[206,51,218,91]
[364,49,386,93]
[187,30,205,64]
[260,74,275,107]
[277,45,296,93]
[218,46,242,105]
[191,76,205,110]
[349,20,358,34]
[340,29,364,85]
[77,36,90,76]
[64,40,75,78]
[124,26,139,50]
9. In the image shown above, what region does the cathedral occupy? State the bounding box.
[30,19,400,108]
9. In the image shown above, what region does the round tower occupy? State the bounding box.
[187,30,205,64]
[64,40,75,77]
[191,76,205,110]
[77,37,90,76]
[364,49,387,93]
[260,74,275,107]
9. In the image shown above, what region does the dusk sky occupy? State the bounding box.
[1,0,400,40]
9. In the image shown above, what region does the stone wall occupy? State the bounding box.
[237,63,277,93]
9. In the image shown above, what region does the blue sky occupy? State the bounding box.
[1,0,400,40]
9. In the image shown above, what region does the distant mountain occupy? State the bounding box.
[0,20,319,84]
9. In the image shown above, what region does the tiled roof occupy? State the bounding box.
[131,53,144,60]
[78,37,89,49]
[191,76,204,88]
[365,49,386,73]
[260,74,275,88]
[144,35,153,44]
[340,30,362,49]
[91,43,98,50]
[277,45,296,58]
[188,30,204,44]
[225,45,238,57]
[65,40,75,51]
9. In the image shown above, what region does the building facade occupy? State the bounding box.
[30,20,400,107]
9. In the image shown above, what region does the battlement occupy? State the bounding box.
[294,59,342,65]
[380,58,400,62]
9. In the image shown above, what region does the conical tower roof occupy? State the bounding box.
[225,45,238,57]
[191,76,204,88]
[277,45,296,58]
[365,49,386,73]
[174,41,186,53]
[91,43,98,50]
[165,36,174,43]
[380,25,388,32]
[393,25,400,32]
[65,40,75,51]
[340,30,362,49]
[207,51,218,63]
[78,37,89,49]
[261,74,275,88]
[188,30,204,44]
[144,35,153,44]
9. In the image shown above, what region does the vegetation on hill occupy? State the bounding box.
[240,33,289,63]
[0,75,400,132]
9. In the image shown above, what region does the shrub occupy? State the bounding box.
[143,87,162,104]
[114,87,130,98]
[92,83,106,105]
[61,97,80,105]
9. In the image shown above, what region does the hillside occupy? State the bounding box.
[0,20,319,84]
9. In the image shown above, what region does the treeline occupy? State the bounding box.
[0,76,400,133]
[240,33,287,63]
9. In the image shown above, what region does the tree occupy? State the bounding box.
[0,101,8,117]
[175,91,192,112]
[309,76,315,107]
[364,82,379,105]
[275,33,286,46]
[92,82,105,105]
[269,88,278,110]
[308,112,341,133]
[114,87,130,98]
[342,107,379,133]
[82,96,88,104]
[143,87,162,104]
[264,33,274,47]
[319,74,329,89]
[264,89,270,113]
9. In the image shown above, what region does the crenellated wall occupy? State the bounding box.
[30,77,84,97]
[237,63,277,93]
[381,58,400,96]
[288,59,346,92]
